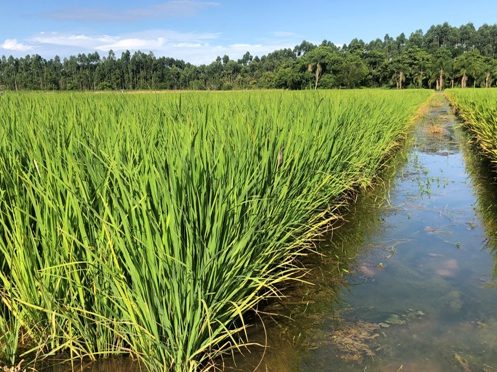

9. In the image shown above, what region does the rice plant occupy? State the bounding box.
[0,90,430,371]
[446,88,497,168]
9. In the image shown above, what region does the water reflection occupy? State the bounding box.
[460,126,497,280]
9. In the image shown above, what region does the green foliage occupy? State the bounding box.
[447,89,497,167]
[1,23,497,91]
[337,54,369,88]
[0,90,430,370]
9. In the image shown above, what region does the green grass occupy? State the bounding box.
[0,90,430,371]
[446,88,497,169]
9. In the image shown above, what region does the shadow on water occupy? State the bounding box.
[227,95,497,372]
[461,128,497,278]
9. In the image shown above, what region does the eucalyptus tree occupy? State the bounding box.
[2,22,497,91]
[293,40,316,57]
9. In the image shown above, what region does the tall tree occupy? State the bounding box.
[303,46,337,89]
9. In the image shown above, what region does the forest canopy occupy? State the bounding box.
[1,22,497,91]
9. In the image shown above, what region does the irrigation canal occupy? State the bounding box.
[228,95,497,371]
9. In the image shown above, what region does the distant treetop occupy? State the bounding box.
[1,22,497,90]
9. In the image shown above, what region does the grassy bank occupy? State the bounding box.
[446,89,497,169]
[0,90,430,371]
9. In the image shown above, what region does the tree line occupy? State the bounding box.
[2,22,497,91]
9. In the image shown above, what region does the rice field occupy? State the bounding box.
[446,89,497,168]
[0,90,430,371]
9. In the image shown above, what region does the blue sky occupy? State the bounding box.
[1,0,497,64]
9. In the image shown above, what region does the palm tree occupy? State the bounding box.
[307,62,323,89]
[303,46,335,89]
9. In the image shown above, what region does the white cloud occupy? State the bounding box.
[96,37,166,51]
[46,1,219,22]
[1,39,32,52]
[32,33,115,48]
[1,30,300,64]
[30,30,218,51]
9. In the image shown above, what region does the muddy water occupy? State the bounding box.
[228,96,497,372]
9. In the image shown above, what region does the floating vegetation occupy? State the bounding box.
[425,123,445,136]
[453,352,472,372]
[330,308,427,362]
[330,321,381,362]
